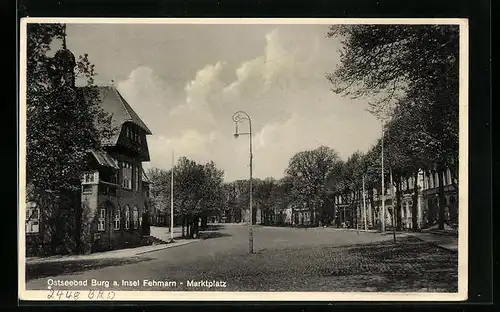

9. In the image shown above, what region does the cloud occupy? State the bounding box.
[184,61,226,109]
[117,66,181,135]
[146,130,219,169]
[113,26,380,182]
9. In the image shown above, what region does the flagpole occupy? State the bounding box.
[170,151,174,242]
[390,169,396,243]
[381,120,385,232]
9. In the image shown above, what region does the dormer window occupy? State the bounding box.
[121,162,132,189]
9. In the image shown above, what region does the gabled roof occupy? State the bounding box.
[91,149,119,169]
[88,85,152,146]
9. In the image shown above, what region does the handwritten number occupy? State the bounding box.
[47,290,113,300]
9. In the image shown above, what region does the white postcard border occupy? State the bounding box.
[18,17,469,302]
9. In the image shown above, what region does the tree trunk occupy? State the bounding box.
[395,180,403,231]
[181,215,185,238]
[201,214,208,230]
[190,215,199,238]
[438,168,446,230]
[368,187,375,228]
[304,202,316,226]
[194,216,200,237]
[411,171,420,231]
[353,192,358,228]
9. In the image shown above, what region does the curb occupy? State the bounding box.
[135,239,201,255]
[26,239,202,264]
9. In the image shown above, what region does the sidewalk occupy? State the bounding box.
[313,226,458,251]
[26,238,200,264]
[403,231,458,251]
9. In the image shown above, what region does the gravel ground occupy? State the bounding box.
[25,225,458,292]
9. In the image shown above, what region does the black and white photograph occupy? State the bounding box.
[18,18,468,301]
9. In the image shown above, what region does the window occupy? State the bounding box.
[83,171,98,184]
[132,206,139,229]
[82,185,93,195]
[98,208,106,231]
[26,202,39,233]
[135,166,141,191]
[114,209,120,230]
[124,206,130,230]
[121,162,132,189]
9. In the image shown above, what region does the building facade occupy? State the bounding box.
[274,167,458,230]
[347,167,458,231]
[80,86,153,253]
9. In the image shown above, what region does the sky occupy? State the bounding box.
[62,22,382,182]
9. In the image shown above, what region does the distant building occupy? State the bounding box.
[282,167,458,230]
[351,167,458,230]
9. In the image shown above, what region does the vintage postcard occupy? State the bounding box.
[18,18,468,302]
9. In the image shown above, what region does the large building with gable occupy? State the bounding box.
[79,85,153,253]
[25,40,153,256]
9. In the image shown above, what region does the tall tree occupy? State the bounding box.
[199,161,225,228]
[327,24,459,230]
[385,101,433,230]
[169,157,225,238]
[147,168,170,225]
[285,146,340,226]
[272,176,295,225]
[254,177,278,225]
[26,23,114,254]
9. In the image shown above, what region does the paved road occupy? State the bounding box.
[26,224,457,292]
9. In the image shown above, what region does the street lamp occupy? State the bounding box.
[381,119,386,233]
[232,110,254,254]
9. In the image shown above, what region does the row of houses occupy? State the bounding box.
[277,167,458,230]
[219,166,458,230]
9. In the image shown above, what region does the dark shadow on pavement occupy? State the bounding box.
[317,237,458,292]
[200,224,226,231]
[199,231,232,240]
[26,256,154,281]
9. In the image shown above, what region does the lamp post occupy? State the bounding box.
[381,120,386,233]
[232,110,254,254]
[170,151,174,242]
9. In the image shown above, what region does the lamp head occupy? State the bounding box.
[233,122,239,139]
